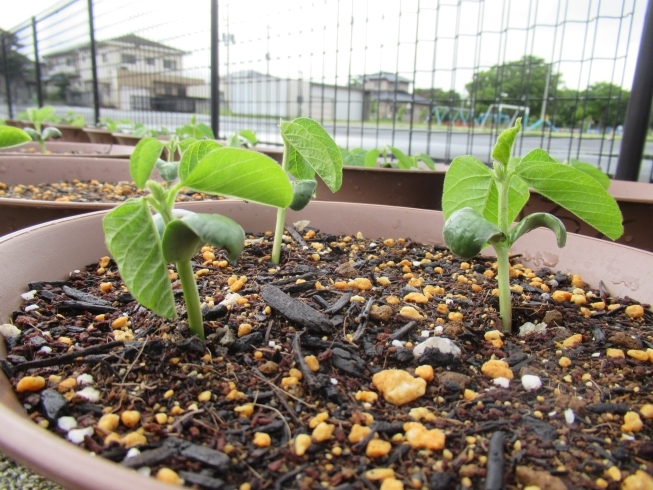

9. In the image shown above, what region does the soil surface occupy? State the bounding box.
[0,180,218,203]
[3,227,653,490]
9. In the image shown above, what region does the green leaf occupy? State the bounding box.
[152,209,195,236]
[364,149,380,167]
[491,118,521,166]
[390,146,417,169]
[569,159,610,189]
[130,137,165,188]
[238,129,257,145]
[183,147,293,208]
[508,212,567,248]
[342,148,368,167]
[418,153,436,170]
[442,155,493,219]
[289,179,318,211]
[287,145,316,180]
[178,140,223,181]
[179,137,198,154]
[36,106,56,123]
[162,213,245,263]
[42,127,62,141]
[519,148,558,165]
[515,157,623,240]
[280,118,343,192]
[227,134,241,147]
[102,199,176,318]
[0,126,31,149]
[484,175,530,226]
[23,127,40,141]
[443,207,504,259]
[197,123,215,139]
[155,158,179,184]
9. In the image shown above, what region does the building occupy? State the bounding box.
[42,34,212,112]
[360,72,431,123]
[225,70,369,121]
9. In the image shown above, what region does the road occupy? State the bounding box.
[4,104,651,180]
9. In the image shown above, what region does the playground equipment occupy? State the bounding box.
[526,117,559,132]
[478,104,530,128]
[429,106,473,125]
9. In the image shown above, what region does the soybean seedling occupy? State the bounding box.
[17,106,62,153]
[102,136,293,341]
[176,115,215,140]
[441,119,623,332]
[226,129,258,148]
[270,118,343,264]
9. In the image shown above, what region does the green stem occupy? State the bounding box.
[271,144,290,264]
[494,242,512,332]
[38,138,47,154]
[271,207,287,264]
[176,260,204,340]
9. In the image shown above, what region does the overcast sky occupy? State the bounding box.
[3,0,647,97]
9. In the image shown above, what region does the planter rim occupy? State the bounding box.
[0,142,132,158]
[1,200,653,490]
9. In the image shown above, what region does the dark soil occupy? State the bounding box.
[0,180,218,203]
[3,228,653,490]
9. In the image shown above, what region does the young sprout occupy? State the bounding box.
[270,118,343,263]
[17,106,62,153]
[442,119,623,332]
[340,145,435,170]
[176,115,215,140]
[226,129,258,148]
[102,136,292,341]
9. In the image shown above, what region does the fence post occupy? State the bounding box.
[31,16,43,108]
[87,0,100,125]
[210,0,220,139]
[1,34,13,118]
[615,0,653,182]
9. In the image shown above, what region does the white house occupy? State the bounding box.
[42,34,211,111]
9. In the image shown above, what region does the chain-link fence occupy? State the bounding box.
[1,0,651,180]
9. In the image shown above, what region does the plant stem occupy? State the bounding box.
[271,206,286,264]
[271,144,290,264]
[175,260,204,340]
[494,242,512,332]
[493,165,514,332]
[38,139,47,154]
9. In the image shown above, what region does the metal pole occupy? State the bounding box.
[87,0,100,125]
[31,16,43,108]
[210,0,220,139]
[615,0,653,181]
[1,34,13,118]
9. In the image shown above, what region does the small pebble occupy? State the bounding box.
[76,374,94,386]
[522,375,542,391]
[67,426,94,444]
[76,387,100,403]
[57,416,78,432]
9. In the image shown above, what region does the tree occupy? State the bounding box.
[577,82,630,129]
[466,56,562,121]
[414,87,461,106]
[0,29,33,85]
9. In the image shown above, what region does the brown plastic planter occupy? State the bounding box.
[111,133,142,146]
[316,166,653,252]
[0,141,133,158]
[43,123,90,143]
[3,119,35,130]
[82,127,116,144]
[0,200,652,489]
[0,155,145,236]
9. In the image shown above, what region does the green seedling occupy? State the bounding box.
[270,118,343,264]
[102,134,293,341]
[99,117,133,132]
[226,129,258,148]
[340,146,435,170]
[176,115,215,140]
[0,125,32,149]
[54,110,86,127]
[442,118,623,332]
[17,106,62,153]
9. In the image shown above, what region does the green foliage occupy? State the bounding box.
[0,125,32,149]
[442,118,623,332]
[270,118,343,263]
[16,107,62,153]
[396,104,407,121]
[226,129,258,148]
[176,115,215,140]
[104,121,326,340]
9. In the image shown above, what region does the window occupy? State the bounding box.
[66,58,73,66]
[121,54,136,64]
[164,85,173,95]
[163,59,176,70]
[102,54,107,63]
[146,57,155,66]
